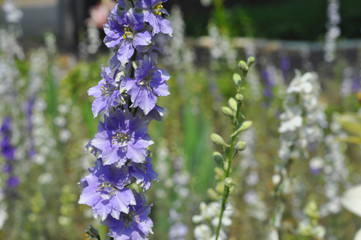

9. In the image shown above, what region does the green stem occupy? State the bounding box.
[215,69,249,240]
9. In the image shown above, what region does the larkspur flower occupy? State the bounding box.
[103,194,153,240]
[91,110,153,166]
[104,6,152,64]
[136,0,173,36]
[88,65,126,117]
[79,161,136,220]
[121,57,170,114]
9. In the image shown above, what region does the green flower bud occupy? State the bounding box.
[224,177,234,187]
[235,141,247,151]
[233,73,241,86]
[213,152,225,165]
[221,106,234,118]
[238,60,248,72]
[235,93,243,102]
[228,98,237,111]
[211,133,229,147]
[247,56,255,67]
[231,121,253,138]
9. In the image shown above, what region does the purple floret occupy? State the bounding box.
[103,193,153,240]
[91,110,153,167]
[79,161,136,220]
[121,57,170,114]
[104,6,152,65]
[88,66,124,118]
[128,156,157,190]
[136,0,172,36]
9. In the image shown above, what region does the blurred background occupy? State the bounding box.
[1,0,361,239]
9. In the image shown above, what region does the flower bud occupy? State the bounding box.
[233,73,241,86]
[238,60,248,72]
[231,121,253,138]
[247,56,255,67]
[224,177,233,187]
[228,98,237,111]
[235,141,246,151]
[221,106,234,118]
[235,93,243,102]
[213,152,224,165]
[211,133,229,147]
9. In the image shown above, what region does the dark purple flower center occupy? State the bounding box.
[112,132,130,147]
[121,210,140,227]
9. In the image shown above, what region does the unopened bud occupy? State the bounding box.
[228,98,237,111]
[233,73,241,86]
[221,106,234,118]
[238,60,248,72]
[211,133,229,147]
[213,152,224,165]
[235,141,247,151]
[235,93,243,102]
[231,121,253,138]
[247,56,255,67]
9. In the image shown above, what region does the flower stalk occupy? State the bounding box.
[213,57,255,240]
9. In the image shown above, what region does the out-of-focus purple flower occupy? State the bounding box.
[280,56,290,82]
[121,57,170,114]
[6,176,19,188]
[1,117,14,161]
[91,110,153,166]
[352,75,360,92]
[136,0,173,36]
[262,69,274,99]
[103,194,153,240]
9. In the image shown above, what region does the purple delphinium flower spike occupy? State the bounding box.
[103,194,153,240]
[79,0,172,238]
[121,57,170,114]
[91,110,153,166]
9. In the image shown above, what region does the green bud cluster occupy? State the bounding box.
[208,57,255,240]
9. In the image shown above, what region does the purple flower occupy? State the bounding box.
[6,176,19,188]
[261,69,274,99]
[88,66,124,118]
[104,7,152,64]
[121,58,170,114]
[128,156,157,190]
[103,194,153,240]
[136,0,172,36]
[1,117,15,161]
[91,110,153,166]
[79,161,136,220]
